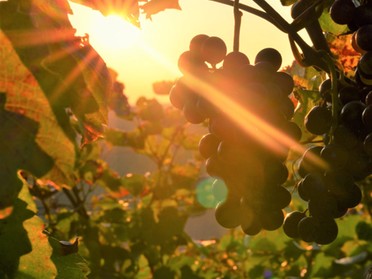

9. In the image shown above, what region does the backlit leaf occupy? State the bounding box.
[0,30,76,186]
[141,0,181,18]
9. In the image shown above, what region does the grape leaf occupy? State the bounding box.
[319,9,348,36]
[0,30,76,186]
[69,44,112,145]
[107,72,131,118]
[0,95,53,209]
[310,253,334,278]
[0,1,111,145]
[104,127,146,148]
[16,183,58,278]
[49,237,90,279]
[0,174,57,278]
[141,0,181,18]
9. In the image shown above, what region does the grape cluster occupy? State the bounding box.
[169,34,302,235]
[283,143,363,244]
[282,1,372,245]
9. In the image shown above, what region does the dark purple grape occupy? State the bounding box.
[264,158,288,185]
[281,121,302,142]
[345,150,371,180]
[364,133,372,156]
[320,143,349,170]
[279,97,295,120]
[358,52,372,78]
[205,154,225,178]
[348,5,372,31]
[356,25,372,52]
[273,71,294,96]
[183,101,206,124]
[365,90,372,105]
[169,79,197,110]
[314,218,338,245]
[325,171,362,208]
[237,64,271,84]
[264,186,291,209]
[362,105,372,131]
[329,0,356,25]
[299,173,327,201]
[201,36,227,65]
[241,216,262,236]
[298,216,318,242]
[338,86,361,105]
[333,125,358,149]
[319,79,333,103]
[298,145,324,177]
[178,51,208,75]
[308,193,339,219]
[260,209,284,231]
[297,179,309,201]
[254,48,282,71]
[189,34,210,58]
[283,211,307,238]
[340,101,366,132]
[305,105,332,135]
[223,51,250,72]
[214,198,241,228]
[198,133,221,159]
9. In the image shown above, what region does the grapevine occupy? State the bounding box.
[4,0,372,277]
[169,0,372,246]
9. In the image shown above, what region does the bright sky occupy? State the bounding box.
[68,0,301,104]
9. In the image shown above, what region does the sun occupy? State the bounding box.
[89,14,142,50]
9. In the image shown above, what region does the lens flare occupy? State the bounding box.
[196,177,227,208]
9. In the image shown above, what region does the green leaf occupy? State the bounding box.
[135,255,151,279]
[283,240,306,261]
[355,221,372,241]
[122,173,146,196]
[0,99,54,208]
[0,30,76,187]
[105,127,146,149]
[319,9,348,36]
[248,230,287,253]
[0,176,57,278]
[136,97,164,122]
[324,214,362,256]
[310,253,334,278]
[49,237,90,279]
[71,45,111,145]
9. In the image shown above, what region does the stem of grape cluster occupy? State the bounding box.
[233,0,242,52]
[321,51,339,142]
[207,0,329,71]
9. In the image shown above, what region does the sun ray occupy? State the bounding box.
[180,72,329,171]
[4,28,76,48]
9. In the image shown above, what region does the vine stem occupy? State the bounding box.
[233,0,242,52]
[208,0,286,32]
[320,51,339,142]
[207,0,329,72]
